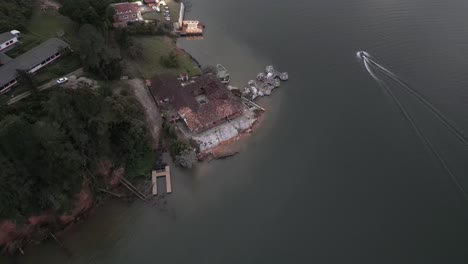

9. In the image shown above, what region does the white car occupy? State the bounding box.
[56,77,68,84]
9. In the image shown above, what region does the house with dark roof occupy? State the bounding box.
[0,38,69,93]
[0,31,20,52]
[149,74,244,133]
[111,2,143,28]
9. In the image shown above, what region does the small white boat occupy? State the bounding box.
[216,64,230,84]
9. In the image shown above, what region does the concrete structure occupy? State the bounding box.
[152,166,172,195]
[180,20,204,36]
[0,38,69,94]
[192,110,256,151]
[111,2,143,27]
[174,2,204,36]
[0,31,20,52]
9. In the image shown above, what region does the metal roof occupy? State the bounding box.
[0,32,15,44]
[0,38,69,87]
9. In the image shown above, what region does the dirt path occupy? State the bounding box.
[125,79,162,148]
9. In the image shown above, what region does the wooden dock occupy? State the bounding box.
[152,166,172,195]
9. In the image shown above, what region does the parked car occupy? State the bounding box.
[56,77,68,84]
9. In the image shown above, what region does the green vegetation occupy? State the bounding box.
[123,36,202,78]
[160,52,179,68]
[164,125,197,168]
[26,9,79,47]
[0,0,34,32]
[15,69,36,89]
[5,34,41,58]
[78,24,122,80]
[0,88,154,220]
[6,10,78,59]
[58,0,117,28]
[33,54,81,85]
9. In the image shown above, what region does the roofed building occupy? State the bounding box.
[0,38,69,93]
[0,31,20,52]
[111,2,142,28]
[149,74,244,133]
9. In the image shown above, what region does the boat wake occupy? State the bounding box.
[358,51,468,202]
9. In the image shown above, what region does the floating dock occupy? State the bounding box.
[152,166,172,195]
[243,65,288,100]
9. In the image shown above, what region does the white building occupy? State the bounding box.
[0,30,20,52]
[0,38,69,93]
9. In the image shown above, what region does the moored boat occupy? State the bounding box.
[216,64,230,84]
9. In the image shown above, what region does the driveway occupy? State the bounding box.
[7,68,83,105]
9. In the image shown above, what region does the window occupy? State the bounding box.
[123,15,129,19]
[132,14,136,18]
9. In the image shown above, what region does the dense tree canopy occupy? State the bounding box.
[78,24,122,80]
[0,0,34,31]
[59,0,117,27]
[0,88,154,220]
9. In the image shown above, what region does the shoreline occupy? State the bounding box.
[197,110,266,161]
[0,13,270,257]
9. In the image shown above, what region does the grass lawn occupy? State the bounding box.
[6,10,79,58]
[27,10,79,48]
[123,36,201,78]
[34,54,81,85]
[5,34,42,58]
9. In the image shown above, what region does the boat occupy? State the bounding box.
[216,64,230,84]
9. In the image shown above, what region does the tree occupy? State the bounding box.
[0,88,154,220]
[127,42,143,60]
[160,52,179,68]
[0,0,34,32]
[60,0,101,26]
[175,149,197,168]
[114,28,132,49]
[78,24,122,80]
[59,0,117,27]
[15,69,36,89]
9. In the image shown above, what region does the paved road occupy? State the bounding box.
[7,68,83,105]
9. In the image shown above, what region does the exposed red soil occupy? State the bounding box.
[0,162,125,255]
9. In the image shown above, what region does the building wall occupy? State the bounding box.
[0,51,64,94]
[0,37,18,51]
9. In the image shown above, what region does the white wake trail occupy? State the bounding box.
[360,54,468,202]
[365,57,468,145]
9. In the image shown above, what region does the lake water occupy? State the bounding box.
[8,0,468,263]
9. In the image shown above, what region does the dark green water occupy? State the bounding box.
[7,0,468,263]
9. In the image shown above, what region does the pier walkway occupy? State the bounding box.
[152,166,172,195]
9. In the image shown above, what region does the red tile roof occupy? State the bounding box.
[150,74,244,133]
[111,2,140,27]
